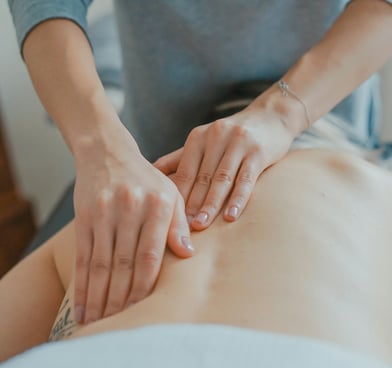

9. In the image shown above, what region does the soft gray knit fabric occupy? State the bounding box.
[8,0,392,160]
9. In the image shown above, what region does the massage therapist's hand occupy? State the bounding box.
[73,124,194,324]
[154,93,303,230]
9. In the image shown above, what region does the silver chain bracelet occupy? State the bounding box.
[277,80,312,129]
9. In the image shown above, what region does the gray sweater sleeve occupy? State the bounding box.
[8,0,93,53]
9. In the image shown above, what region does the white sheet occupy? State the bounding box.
[2,324,390,368]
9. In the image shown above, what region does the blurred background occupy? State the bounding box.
[1,0,392,227]
[0,0,117,226]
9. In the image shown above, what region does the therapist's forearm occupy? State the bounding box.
[259,0,392,134]
[23,19,136,156]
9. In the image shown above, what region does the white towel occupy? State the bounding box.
[2,324,390,368]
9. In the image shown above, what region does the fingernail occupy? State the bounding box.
[181,236,195,252]
[194,212,209,225]
[186,215,194,225]
[74,305,85,324]
[227,206,239,219]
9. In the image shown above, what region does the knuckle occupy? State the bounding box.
[96,190,112,210]
[114,254,134,271]
[116,185,135,209]
[232,124,250,139]
[237,170,255,185]
[174,168,194,184]
[211,119,229,134]
[75,255,90,271]
[188,126,204,141]
[196,172,213,186]
[250,144,264,158]
[90,257,111,274]
[214,168,233,184]
[137,248,161,269]
[146,191,172,208]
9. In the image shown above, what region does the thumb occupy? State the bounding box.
[167,196,195,258]
[153,147,183,175]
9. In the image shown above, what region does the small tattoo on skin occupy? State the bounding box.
[48,298,77,342]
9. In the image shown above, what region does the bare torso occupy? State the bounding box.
[51,149,392,364]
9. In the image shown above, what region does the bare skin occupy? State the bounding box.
[19,0,392,324]
[1,148,392,364]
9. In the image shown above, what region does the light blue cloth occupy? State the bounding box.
[7,0,392,160]
[2,324,391,368]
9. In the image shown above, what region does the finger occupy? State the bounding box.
[103,208,141,318]
[153,148,183,175]
[84,219,115,324]
[126,195,172,305]
[192,141,244,230]
[74,218,93,324]
[172,127,205,203]
[224,154,265,222]
[167,196,195,257]
[188,124,228,227]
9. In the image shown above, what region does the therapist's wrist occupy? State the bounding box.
[60,88,137,159]
[73,118,140,167]
[253,85,312,137]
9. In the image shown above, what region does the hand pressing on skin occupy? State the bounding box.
[73,123,194,325]
[154,91,305,230]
